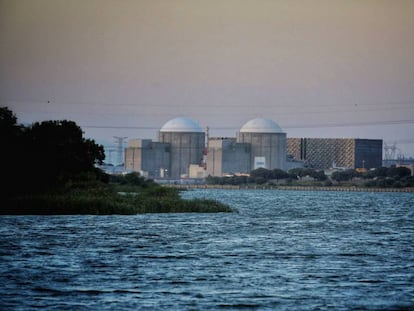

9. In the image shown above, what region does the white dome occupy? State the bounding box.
[160,117,203,133]
[240,118,284,133]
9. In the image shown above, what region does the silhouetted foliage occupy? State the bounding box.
[272,169,290,180]
[23,120,105,190]
[1,107,105,195]
[109,172,157,189]
[386,166,411,178]
[361,166,412,184]
[250,168,273,179]
[1,108,234,214]
[331,169,357,182]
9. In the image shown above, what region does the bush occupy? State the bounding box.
[331,170,356,182]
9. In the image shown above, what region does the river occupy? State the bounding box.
[1,189,413,310]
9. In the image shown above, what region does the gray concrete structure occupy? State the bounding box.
[237,118,287,171]
[125,117,205,179]
[206,138,250,176]
[124,117,383,179]
[124,139,170,178]
[159,117,205,179]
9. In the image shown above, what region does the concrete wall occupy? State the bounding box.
[206,138,250,176]
[206,139,223,176]
[124,140,170,178]
[125,147,142,172]
[237,132,286,170]
[189,164,206,178]
[159,131,205,179]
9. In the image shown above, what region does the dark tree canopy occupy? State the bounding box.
[25,120,105,188]
[331,169,357,182]
[0,107,23,144]
[1,107,105,195]
[0,107,18,129]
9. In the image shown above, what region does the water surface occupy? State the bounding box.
[1,190,413,310]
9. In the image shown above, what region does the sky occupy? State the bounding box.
[1,0,414,162]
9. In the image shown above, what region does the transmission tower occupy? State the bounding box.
[107,148,116,165]
[113,136,128,165]
[384,142,397,160]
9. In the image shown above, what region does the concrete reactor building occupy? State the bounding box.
[206,118,287,176]
[237,118,287,171]
[124,117,383,179]
[125,117,205,179]
[158,117,205,179]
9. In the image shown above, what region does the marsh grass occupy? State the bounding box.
[2,184,232,215]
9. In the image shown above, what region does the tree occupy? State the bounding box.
[23,120,105,190]
[250,168,273,179]
[1,107,106,195]
[386,166,411,179]
[331,169,356,182]
[1,107,26,195]
[1,107,19,131]
[311,170,327,181]
[271,169,290,180]
[0,107,24,150]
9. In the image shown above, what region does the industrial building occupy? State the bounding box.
[124,117,383,178]
[125,117,205,179]
[125,117,287,178]
[287,138,383,170]
[237,118,287,170]
[205,138,251,177]
[158,117,205,179]
[206,118,287,176]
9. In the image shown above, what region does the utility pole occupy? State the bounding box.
[113,136,127,166]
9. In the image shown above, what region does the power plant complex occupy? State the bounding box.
[124,117,383,179]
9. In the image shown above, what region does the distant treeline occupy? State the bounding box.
[206,166,414,188]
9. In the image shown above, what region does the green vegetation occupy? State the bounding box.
[331,166,414,188]
[1,107,232,214]
[3,175,232,215]
[206,167,327,186]
[206,166,414,189]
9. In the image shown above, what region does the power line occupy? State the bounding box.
[81,119,414,130]
[5,98,414,109]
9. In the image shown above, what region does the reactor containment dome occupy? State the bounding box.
[160,117,203,133]
[239,118,284,133]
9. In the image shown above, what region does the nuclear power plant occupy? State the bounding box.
[158,117,205,179]
[124,117,383,179]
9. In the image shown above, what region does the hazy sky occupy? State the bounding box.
[1,0,414,159]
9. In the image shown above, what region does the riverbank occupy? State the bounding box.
[167,184,414,193]
[1,186,233,215]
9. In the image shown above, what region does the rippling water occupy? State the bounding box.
[1,190,413,310]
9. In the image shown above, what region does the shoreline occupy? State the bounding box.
[167,184,414,193]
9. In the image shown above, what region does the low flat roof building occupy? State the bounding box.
[206,138,250,176]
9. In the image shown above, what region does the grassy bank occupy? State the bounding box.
[166,183,414,193]
[2,184,233,215]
